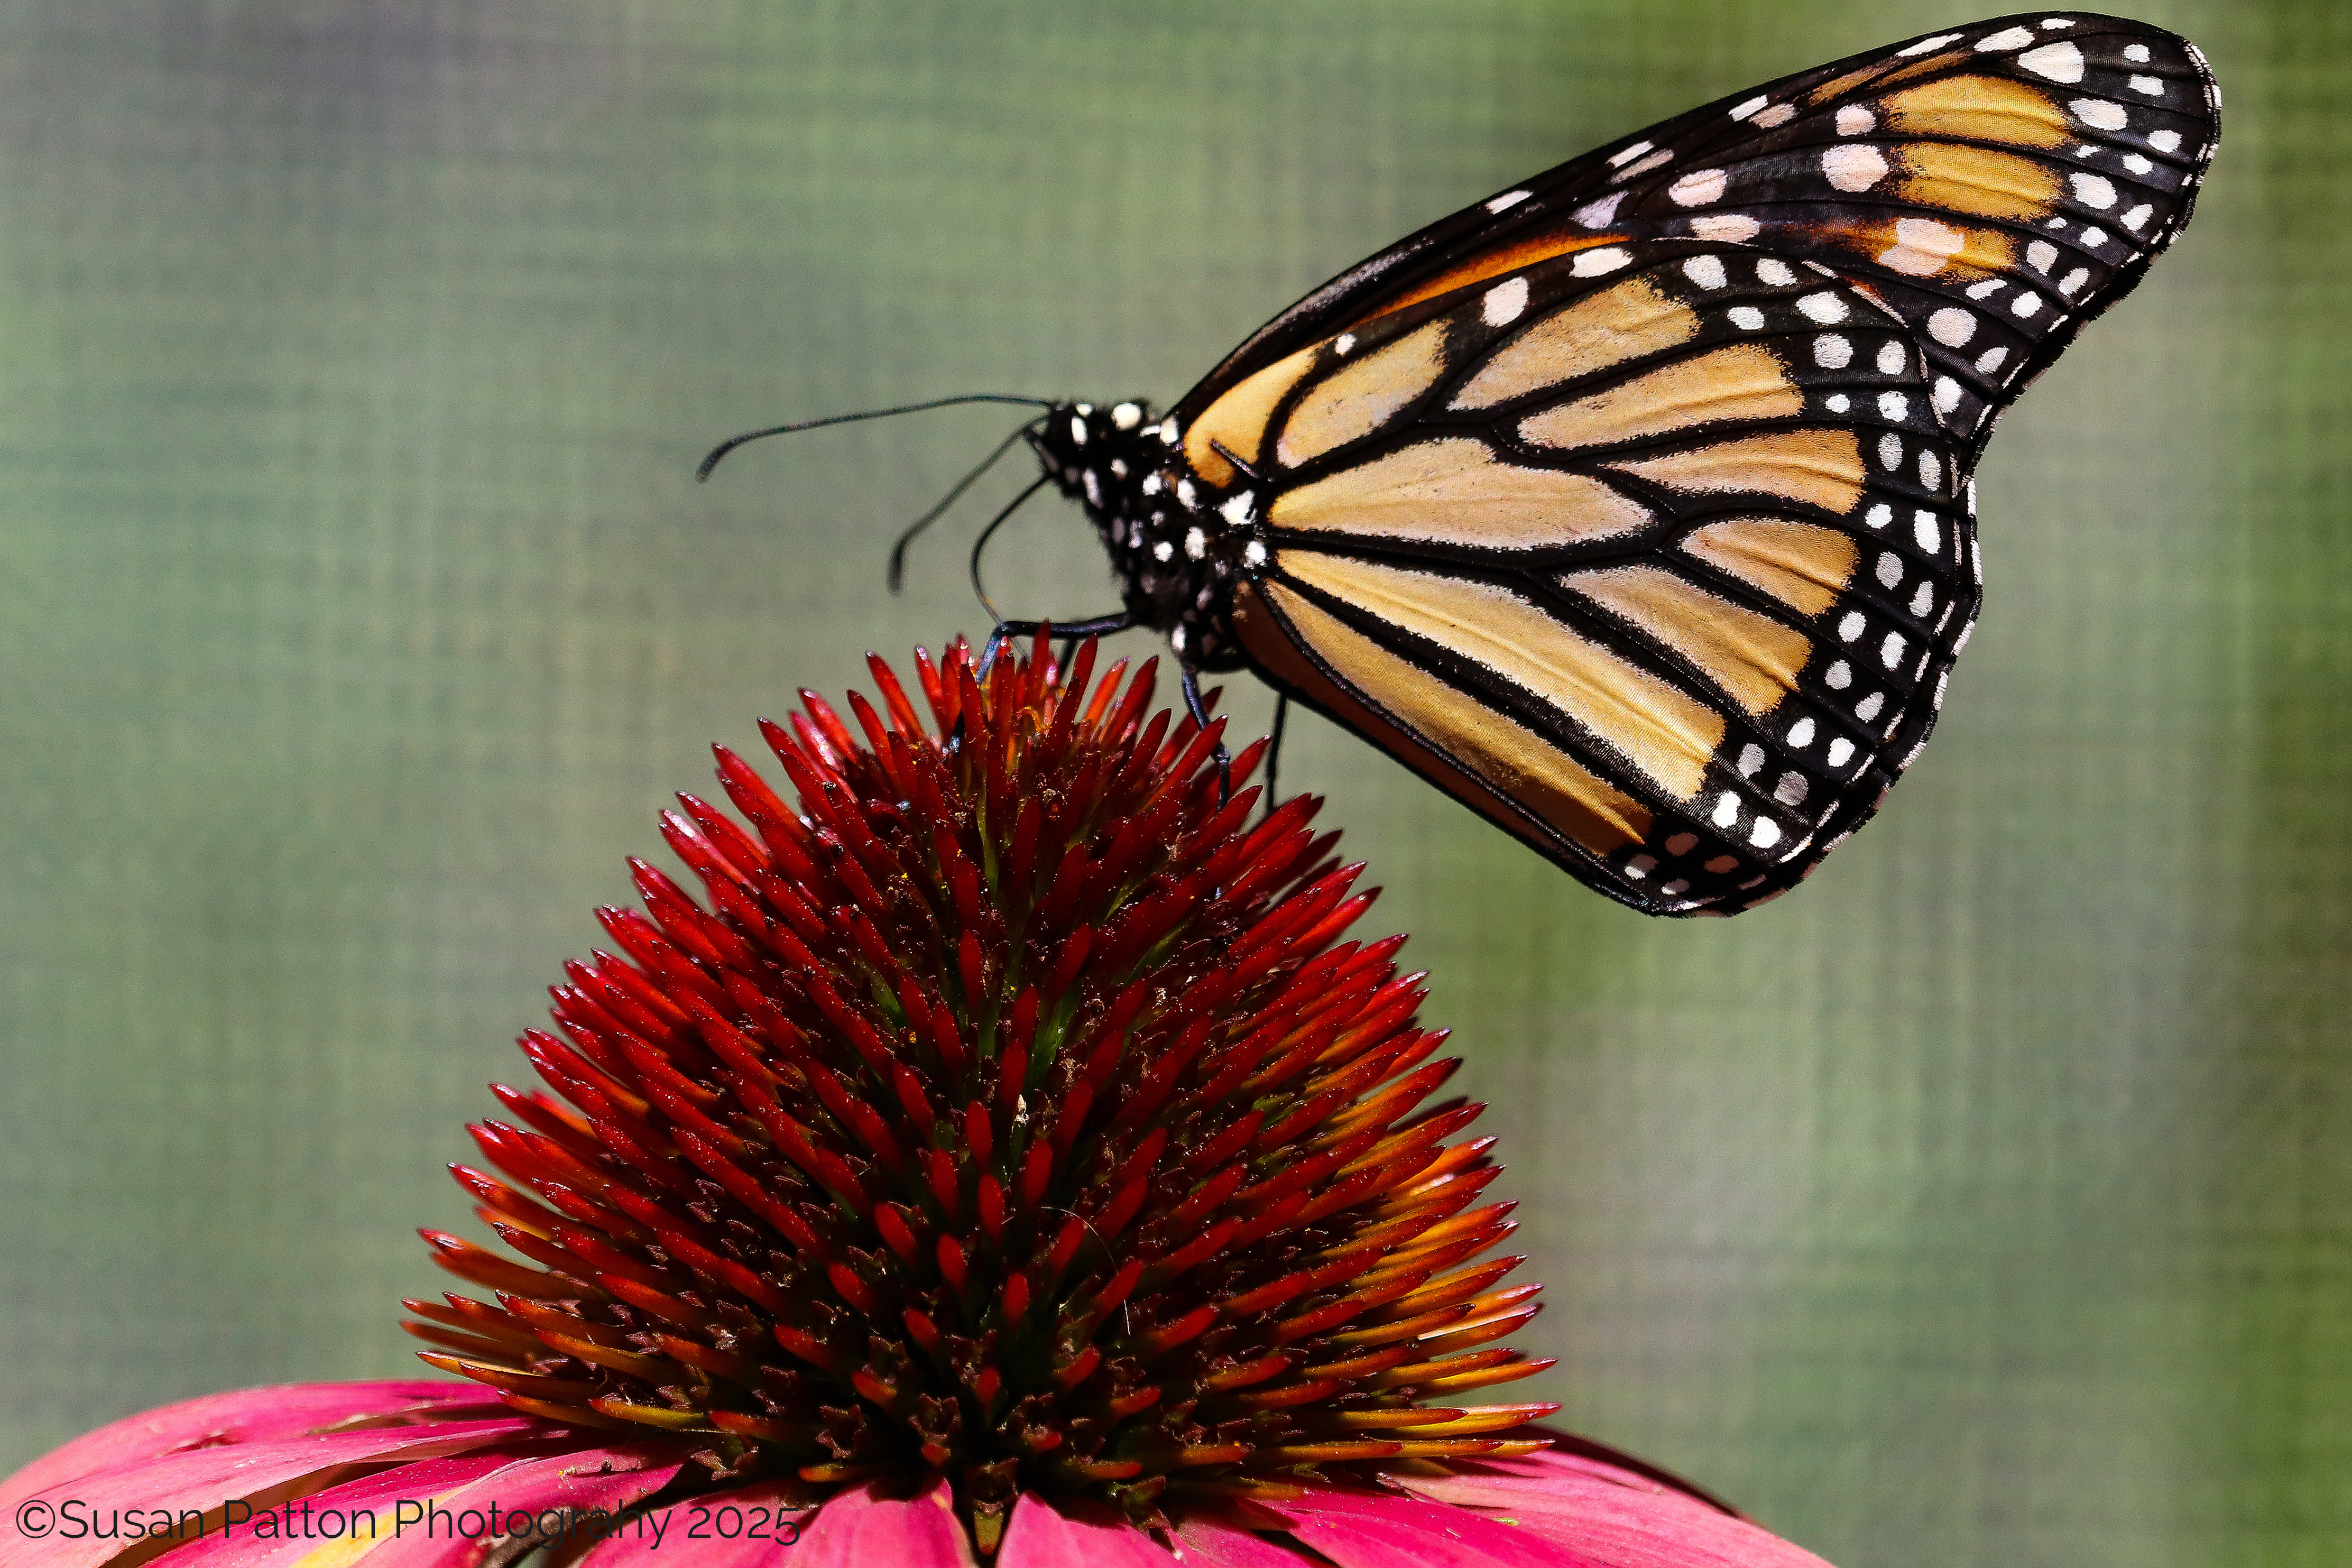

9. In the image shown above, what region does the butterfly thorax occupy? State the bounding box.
[1030,400,1253,671]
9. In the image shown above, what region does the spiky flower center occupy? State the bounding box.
[405,637,1552,1547]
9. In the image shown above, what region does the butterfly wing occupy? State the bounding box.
[1168,11,2216,914]
[1182,10,2220,464]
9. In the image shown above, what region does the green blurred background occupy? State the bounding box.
[0,2,2344,1562]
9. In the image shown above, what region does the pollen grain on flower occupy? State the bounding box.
[404,633,1554,1548]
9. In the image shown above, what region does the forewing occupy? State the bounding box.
[1181,11,2218,466]
[1223,239,1974,915]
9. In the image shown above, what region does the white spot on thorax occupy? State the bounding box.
[1184,527,1206,559]
[1152,540,1174,561]
[1682,255,1727,289]
[1176,477,1197,510]
[1109,458,1127,477]
[1141,472,1161,495]
[1069,414,1089,445]
[1836,105,1875,136]
[1083,469,1102,505]
[1241,539,1267,568]
[2071,97,2127,130]
[1796,291,1848,324]
[1220,491,1256,527]
[1112,402,1141,430]
[1482,276,1530,326]
[1822,144,1889,192]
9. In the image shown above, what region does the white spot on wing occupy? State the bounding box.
[1928,306,1977,346]
[1880,631,1907,668]
[1822,144,1889,192]
[2128,75,2165,96]
[2070,171,2118,208]
[1797,291,1849,324]
[1878,390,1909,421]
[1876,551,1904,588]
[1788,717,1816,748]
[1729,306,1765,330]
[1878,431,1903,470]
[1913,510,1941,551]
[1712,792,1740,827]
[1976,345,2009,373]
[2018,40,2084,80]
[1668,168,1728,206]
[1838,612,1865,642]
[2122,203,2154,230]
[1682,255,1728,289]
[2059,267,2089,294]
[1486,189,1532,213]
[1606,140,1654,167]
[1857,691,1885,721]
[1813,334,1852,368]
[1899,33,1962,56]
[2123,43,2152,62]
[1933,375,1961,413]
[1878,217,1966,276]
[1756,259,1795,285]
[1482,276,1530,326]
[1836,106,1876,136]
[1752,103,1796,127]
[2071,97,2127,130]
[1749,818,1782,848]
[1570,246,1631,276]
[1571,192,1626,228]
[1975,26,2036,50]
[1919,449,1942,491]
[1690,214,1761,242]
[1729,96,1768,121]
[2149,130,2182,152]
[1827,659,1852,688]
[2027,239,2058,272]
[1876,340,1906,374]
[1827,737,1855,767]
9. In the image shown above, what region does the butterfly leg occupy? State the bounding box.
[1179,663,1232,806]
[1262,693,1288,823]
[975,612,1133,684]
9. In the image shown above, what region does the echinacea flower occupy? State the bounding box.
[2,635,1836,1567]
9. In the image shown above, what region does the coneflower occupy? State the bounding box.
[1,637,1836,1568]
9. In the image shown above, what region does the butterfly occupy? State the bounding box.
[711,12,2220,917]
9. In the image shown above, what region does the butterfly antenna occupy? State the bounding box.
[968,474,1054,631]
[694,393,1053,483]
[888,416,1046,594]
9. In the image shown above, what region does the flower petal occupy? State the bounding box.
[1268,1487,1574,1568]
[1167,1516,1313,1568]
[998,1493,1179,1567]
[580,1481,817,1566]
[0,1382,493,1514]
[1400,1452,1836,1567]
[0,1417,541,1568]
[791,1477,975,1568]
[153,1453,525,1568]
[332,1441,687,1568]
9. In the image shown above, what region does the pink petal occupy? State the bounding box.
[997,1493,1178,1568]
[792,1476,975,1568]
[1273,1488,1579,1568]
[1167,1515,1313,1568]
[0,1417,542,1568]
[1,1382,493,1514]
[158,1454,528,1568]
[339,1440,688,1568]
[1400,1457,1836,1568]
[578,1480,816,1567]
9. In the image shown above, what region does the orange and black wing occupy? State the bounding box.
[1165,12,2216,915]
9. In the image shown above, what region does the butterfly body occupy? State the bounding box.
[1011,13,2217,916]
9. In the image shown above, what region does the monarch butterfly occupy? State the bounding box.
[711,12,2220,917]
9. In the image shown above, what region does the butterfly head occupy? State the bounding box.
[1030,400,1257,670]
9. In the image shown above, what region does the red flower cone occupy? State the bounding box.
[1,635,1837,1568]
